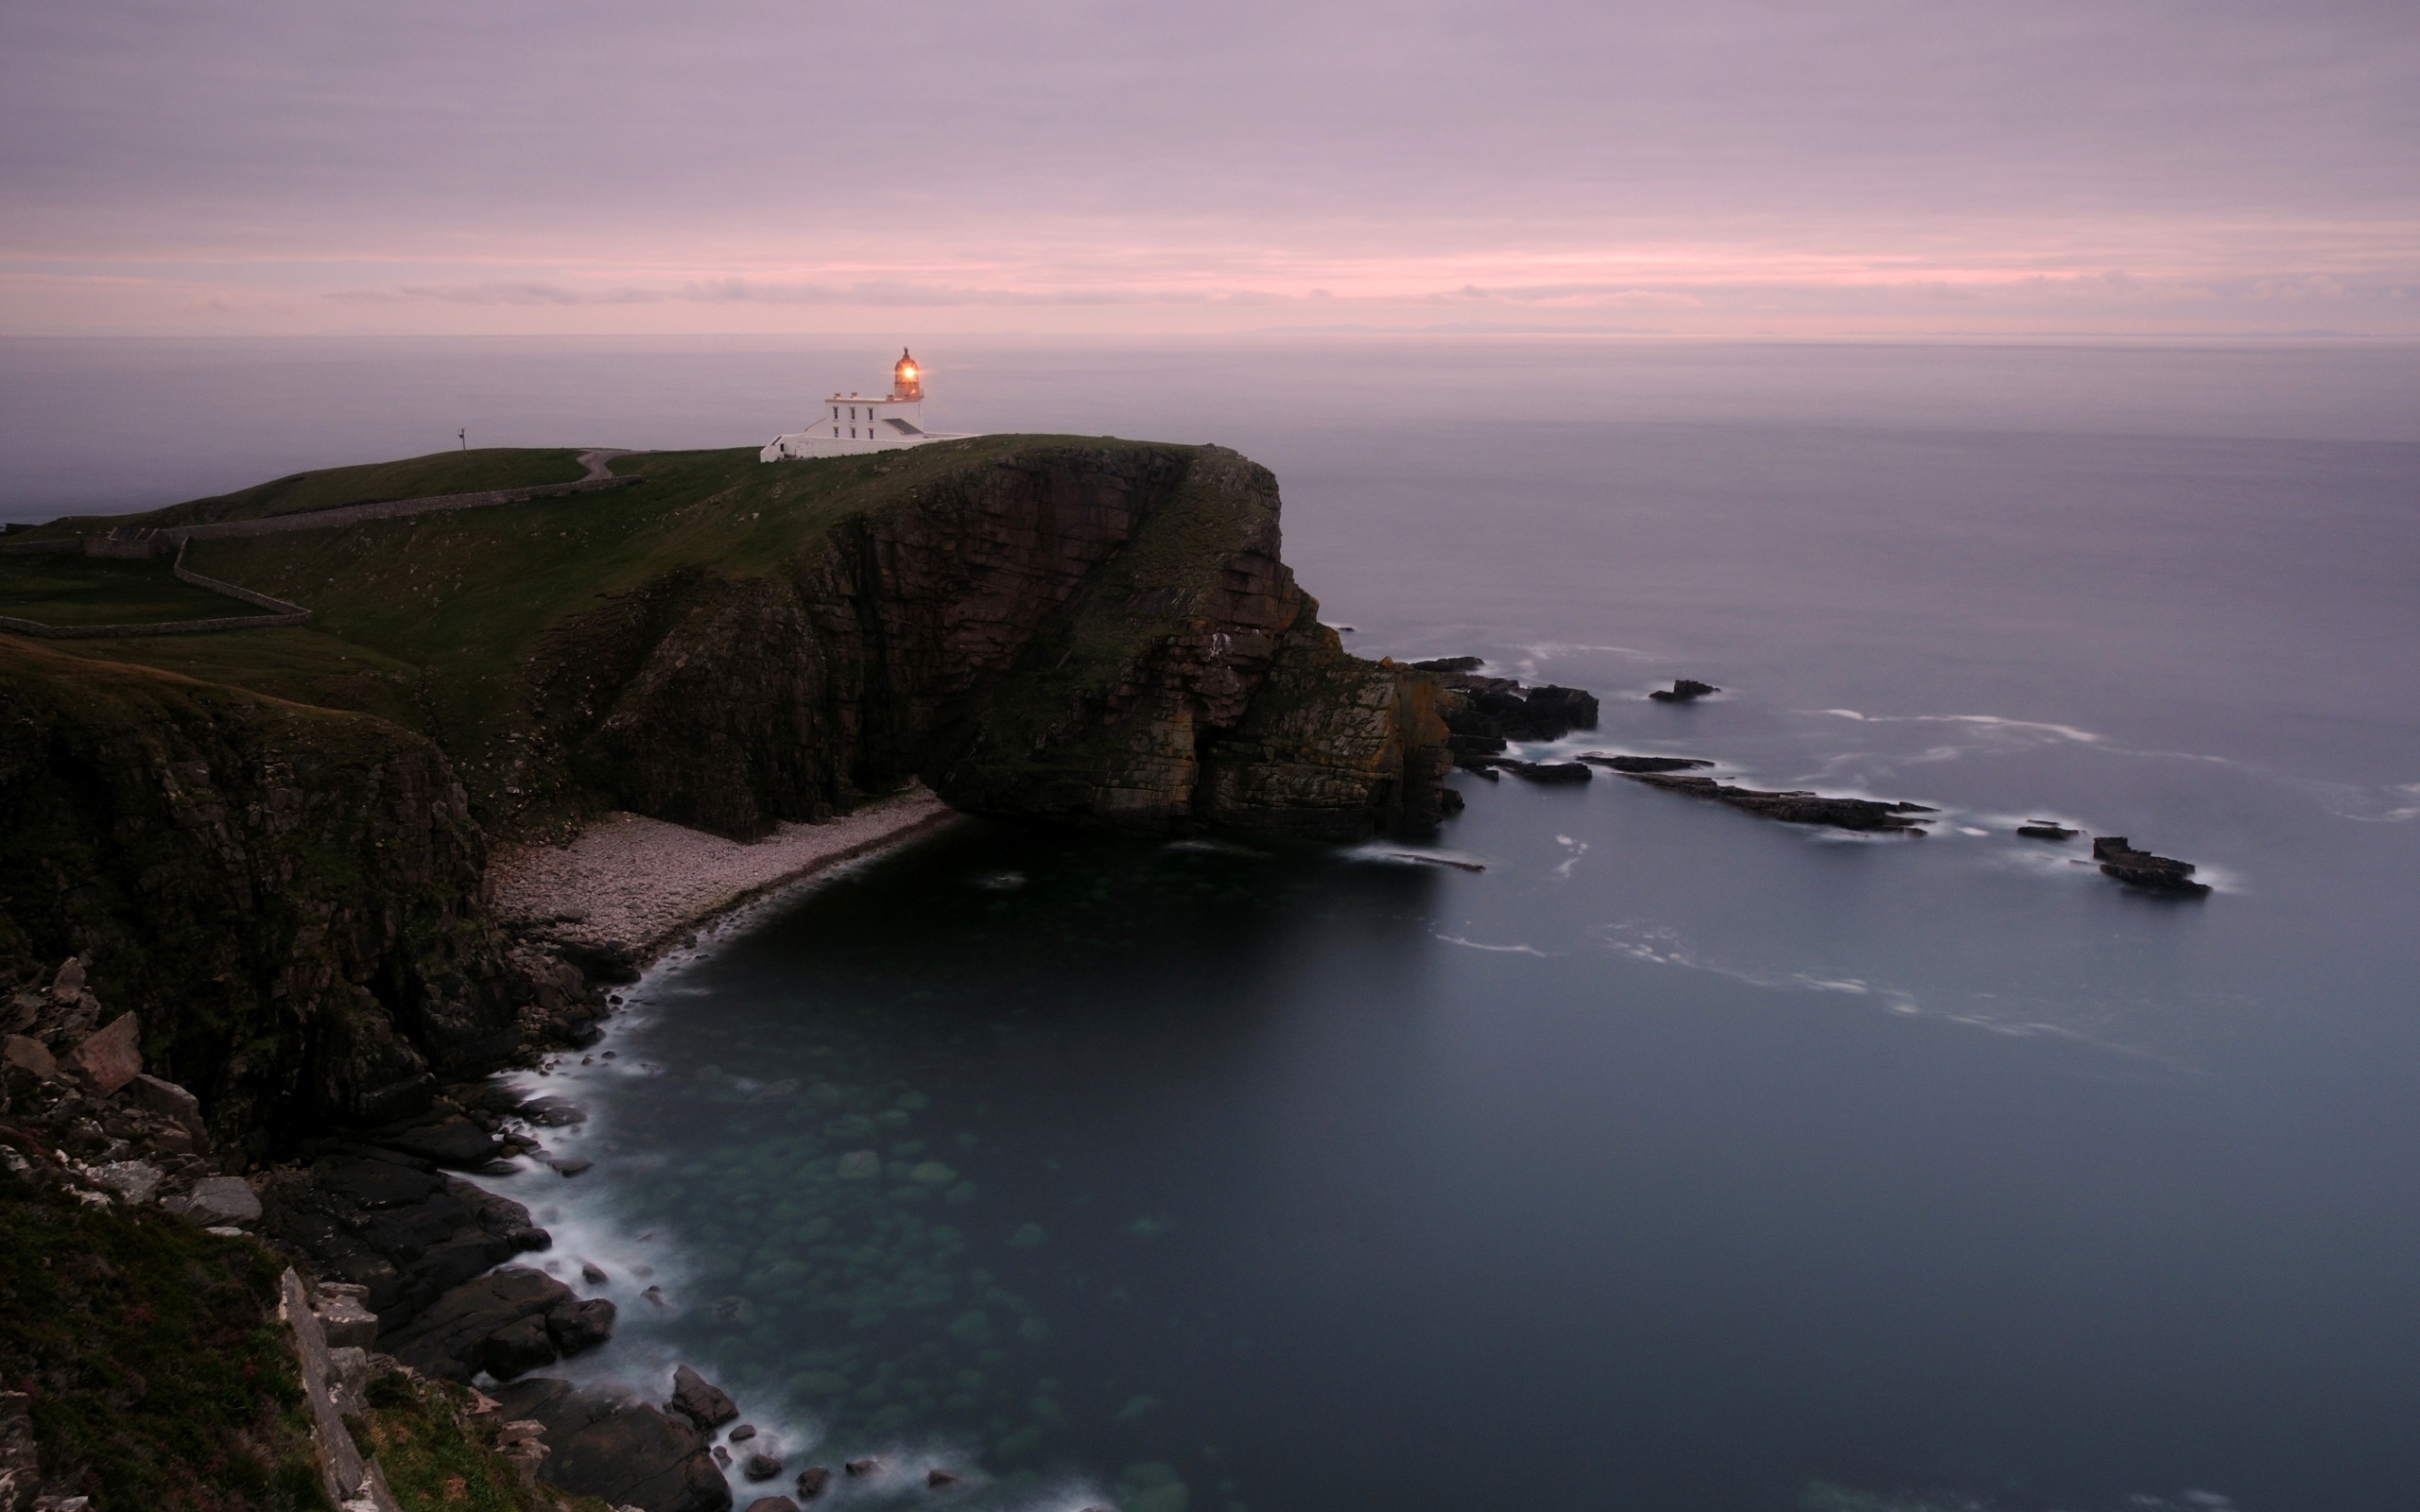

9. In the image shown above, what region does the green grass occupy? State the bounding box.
[354,1374,614,1512]
[10,448,590,541]
[0,553,274,627]
[0,1156,331,1511]
[15,436,1204,834]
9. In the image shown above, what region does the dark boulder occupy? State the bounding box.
[369,1110,502,1167]
[1623,772,1935,833]
[1429,665,1599,744]
[667,1364,739,1430]
[555,938,643,985]
[1410,656,1485,673]
[380,1267,575,1382]
[845,1458,884,1477]
[547,1297,617,1355]
[796,1467,833,1499]
[2091,836,2212,896]
[1578,753,1713,774]
[1649,679,1720,702]
[2016,821,2080,841]
[744,1451,786,1481]
[1509,761,1591,783]
[747,1501,801,1512]
[729,1423,757,1442]
[479,1314,560,1381]
[928,1469,962,1487]
[492,1377,732,1512]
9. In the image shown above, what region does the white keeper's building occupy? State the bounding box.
[760,349,973,461]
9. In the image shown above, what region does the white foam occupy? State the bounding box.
[1435,934,1551,956]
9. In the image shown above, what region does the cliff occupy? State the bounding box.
[1,438,1450,1149]
[0,642,521,1158]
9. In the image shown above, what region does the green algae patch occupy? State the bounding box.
[0,1158,327,1511]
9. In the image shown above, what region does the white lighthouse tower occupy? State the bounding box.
[761,349,971,461]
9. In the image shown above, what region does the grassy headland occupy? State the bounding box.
[24,438,1194,835]
[8,448,591,542]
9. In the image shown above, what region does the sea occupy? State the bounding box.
[8,335,2419,1512]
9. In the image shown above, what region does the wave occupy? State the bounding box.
[1436,934,1552,956]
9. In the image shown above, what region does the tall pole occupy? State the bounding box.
[459,428,467,452]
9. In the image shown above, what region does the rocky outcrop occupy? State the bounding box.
[493,1376,732,1512]
[528,445,1453,842]
[2091,836,2211,895]
[0,644,523,1158]
[1417,661,1599,758]
[1621,772,1937,833]
[1650,679,1720,702]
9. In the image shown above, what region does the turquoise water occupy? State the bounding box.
[11,337,2419,1509]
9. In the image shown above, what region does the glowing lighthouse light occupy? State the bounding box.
[760,347,969,462]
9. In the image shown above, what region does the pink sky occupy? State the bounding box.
[5,0,2414,337]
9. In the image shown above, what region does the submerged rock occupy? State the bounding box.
[845,1457,884,1477]
[2091,836,2212,896]
[796,1466,832,1499]
[2016,821,2080,840]
[1622,772,1936,833]
[1649,679,1720,702]
[746,1500,801,1512]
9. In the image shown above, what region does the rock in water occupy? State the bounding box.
[730,1424,757,1442]
[2015,821,2080,840]
[381,1267,576,1382]
[796,1466,833,1499]
[928,1468,962,1487]
[546,1297,616,1355]
[743,1451,786,1481]
[1578,753,1714,773]
[2091,836,2212,896]
[845,1457,884,1477]
[1649,679,1720,702]
[491,1376,730,1512]
[666,1364,739,1430]
[1622,772,1936,833]
[747,1500,801,1512]
[1508,761,1592,784]
[1410,656,1485,673]
[1426,664,1600,745]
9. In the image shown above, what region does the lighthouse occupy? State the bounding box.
[760,349,972,461]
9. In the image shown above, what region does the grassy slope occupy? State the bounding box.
[0,1159,329,1511]
[0,554,275,626]
[25,437,1192,833]
[10,449,590,541]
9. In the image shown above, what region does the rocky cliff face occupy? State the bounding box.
[0,642,520,1156]
[528,443,1450,840]
[0,441,1448,1151]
